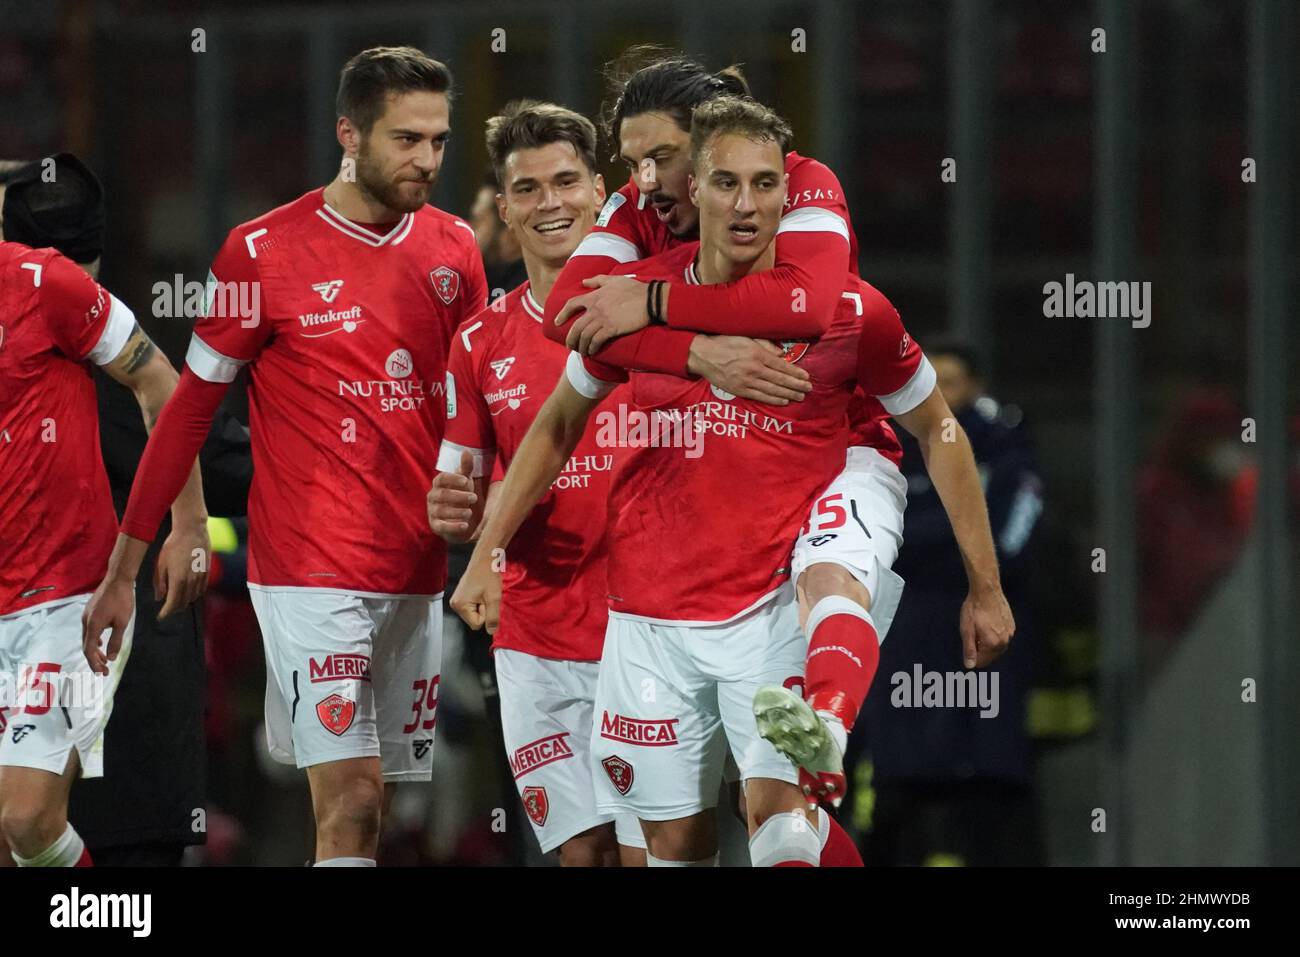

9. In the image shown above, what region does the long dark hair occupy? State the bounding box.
[600,45,750,158]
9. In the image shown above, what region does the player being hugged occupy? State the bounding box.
[539,46,1015,812]
[454,98,871,866]
[81,47,487,867]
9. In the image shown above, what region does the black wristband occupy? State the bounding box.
[646,280,666,325]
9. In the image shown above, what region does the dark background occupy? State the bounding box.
[2,0,1296,865]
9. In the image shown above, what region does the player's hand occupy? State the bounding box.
[959,584,1015,669]
[82,575,135,675]
[557,275,650,355]
[450,552,502,635]
[687,335,812,405]
[155,519,210,619]
[428,450,478,543]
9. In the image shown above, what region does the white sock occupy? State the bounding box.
[816,711,849,757]
[13,823,85,867]
[816,806,831,850]
[314,856,376,867]
[646,852,718,867]
[749,811,821,867]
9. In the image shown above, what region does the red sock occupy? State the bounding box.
[804,597,880,729]
[75,847,93,867]
[774,861,815,867]
[819,815,864,867]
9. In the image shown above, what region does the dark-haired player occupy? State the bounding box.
[82,46,487,867]
[430,99,648,865]
[1,164,209,865]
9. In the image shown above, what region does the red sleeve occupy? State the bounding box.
[541,186,696,377]
[187,229,273,368]
[667,158,852,337]
[120,369,230,541]
[38,252,121,361]
[437,316,496,479]
[853,285,936,417]
[120,229,267,541]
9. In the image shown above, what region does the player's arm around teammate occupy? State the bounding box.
[451,371,599,634]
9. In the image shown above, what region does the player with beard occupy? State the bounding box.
[82,46,487,867]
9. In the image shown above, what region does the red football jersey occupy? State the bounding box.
[439,283,622,660]
[0,244,136,614]
[568,245,932,625]
[181,189,487,596]
[573,151,859,277]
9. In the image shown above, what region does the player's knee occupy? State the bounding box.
[557,824,618,867]
[641,814,715,862]
[801,562,870,610]
[0,799,63,854]
[317,772,383,844]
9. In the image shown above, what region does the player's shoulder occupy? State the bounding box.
[0,240,59,273]
[215,188,324,265]
[844,275,899,319]
[453,283,528,352]
[413,204,479,249]
[783,151,847,209]
[613,242,697,281]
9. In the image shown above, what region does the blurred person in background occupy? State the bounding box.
[469,166,526,302]
[853,340,1044,866]
[1137,388,1255,673]
[0,152,254,866]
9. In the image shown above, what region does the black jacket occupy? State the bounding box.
[68,373,251,850]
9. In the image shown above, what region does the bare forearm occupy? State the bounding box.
[921,426,1001,591]
[469,399,586,561]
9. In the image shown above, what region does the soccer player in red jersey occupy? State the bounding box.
[427,99,648,865]
[81,47,488,867]
[544,49,1013,812]
[453,98,1006,866]
[0,237,208,867]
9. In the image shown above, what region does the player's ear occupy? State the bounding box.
[494,192,509,226]
[688,172,700,208]
[336,116,361,156]
[592,172,606,205]
[781,172,790,208]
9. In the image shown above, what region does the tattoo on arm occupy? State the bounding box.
[119,324,158,374]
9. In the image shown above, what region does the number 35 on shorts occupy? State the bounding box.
[800,492,849,545]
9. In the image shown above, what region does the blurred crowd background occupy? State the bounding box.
[2,0,1296,866]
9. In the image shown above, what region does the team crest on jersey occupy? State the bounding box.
[489,357,515,381]
[316,693,355,736]
[601,755,634,795]
[521,786,549,827]
[780,340,810,364]
[430,266,460,304]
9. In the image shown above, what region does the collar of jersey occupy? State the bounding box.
[521,287,545,322]
[315,200,415,248]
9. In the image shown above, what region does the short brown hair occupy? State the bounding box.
[336,46,453,134]
[485,100,599,189]
[689,96,793,169]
